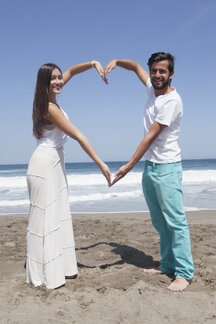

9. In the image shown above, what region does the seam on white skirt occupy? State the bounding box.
[27,217,72,237]
[62,245,75,249]
[45,253,63,265]
[26,254,43,264]
[27,228,44,237]
[27,253,63,265]
[27,225,61,237]
[44,186,68,208]
[45,158,62,179]
[29,202,45,210]
[27,156,61,179]
[27,174,46,179]
[61,217,72,222]
[29,186,68,210]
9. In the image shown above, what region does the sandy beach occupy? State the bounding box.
[0,210,216,324]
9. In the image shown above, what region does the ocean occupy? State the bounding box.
[0,159,216,215]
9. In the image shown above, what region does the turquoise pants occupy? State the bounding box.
[142,161,194,280]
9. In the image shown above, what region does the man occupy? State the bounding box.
[105,52,194,291]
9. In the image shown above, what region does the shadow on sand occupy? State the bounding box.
[76,242,160,270]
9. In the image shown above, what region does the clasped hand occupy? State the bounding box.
[101,161,130,188]
[94,60,116,85]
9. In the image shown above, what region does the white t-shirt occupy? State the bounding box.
[144,78,183,163]
[37,108,68,149]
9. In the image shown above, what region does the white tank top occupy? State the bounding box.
[36,108,68,149]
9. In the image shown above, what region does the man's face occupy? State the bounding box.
[150,60,173,90]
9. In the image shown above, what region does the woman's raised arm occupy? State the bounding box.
[63,61,107,86]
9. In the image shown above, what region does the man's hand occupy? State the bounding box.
[104,59,117,84]
[110,163,131,186]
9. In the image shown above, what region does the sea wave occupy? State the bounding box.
[202,187,216,193]
[69,190,143,202]
[0,199,29,207]
[1,170,216,189]
[0,190,143,207]
[0,169,26,174]
[182,170,216,184]
[0,176,27,188]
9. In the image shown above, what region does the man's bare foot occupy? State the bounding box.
[143,267,163,274]
[167,278,190,291]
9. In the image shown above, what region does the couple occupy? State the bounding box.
[26,53,194,292]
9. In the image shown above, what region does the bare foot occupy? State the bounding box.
[143,267,163,274]
[167,278,190,291]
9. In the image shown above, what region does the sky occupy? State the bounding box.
[0,0,216,164]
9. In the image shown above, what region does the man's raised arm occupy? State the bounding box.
[104,59,149,86]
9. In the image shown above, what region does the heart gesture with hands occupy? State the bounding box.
[93,60,109,84]
[100,59,133,186]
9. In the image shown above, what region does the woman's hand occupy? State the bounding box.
[99,162,112,186]
[93,61,107,84]
[63,61,107,86]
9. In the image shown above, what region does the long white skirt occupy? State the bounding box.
[26,146,78,289]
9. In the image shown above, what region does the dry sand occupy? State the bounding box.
[0,210,216,324]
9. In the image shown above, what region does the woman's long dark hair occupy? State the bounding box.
[33,63,62,139]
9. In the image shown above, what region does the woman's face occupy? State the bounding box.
[48,68,64,99]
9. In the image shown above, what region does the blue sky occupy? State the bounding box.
[1,0,215,164]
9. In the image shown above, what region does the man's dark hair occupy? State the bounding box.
[147,52,174,74]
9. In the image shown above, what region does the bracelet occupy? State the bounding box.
[91,60,96,68]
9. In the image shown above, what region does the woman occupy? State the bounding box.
[26,61,111,289]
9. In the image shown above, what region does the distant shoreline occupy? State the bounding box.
[1,208,216,215]
[1,209,216,224]
[0,157,216,167]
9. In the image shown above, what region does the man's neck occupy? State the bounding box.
[154,85,174,97]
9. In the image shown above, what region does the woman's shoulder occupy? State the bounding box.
[48,102,62,115]
[48,102,60,109]
[48,103,69,120]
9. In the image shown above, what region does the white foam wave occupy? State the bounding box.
[0,172,141,189]
[183,206,200,211]
[0,176,27,188]
[182,170,216,184]
[0,190,143,207]
[0,199,29,207]
[69,190,142,203]
[202,187,216,193]
[1,169,216,189]
[0,169,26,174]
[67,172,141,186]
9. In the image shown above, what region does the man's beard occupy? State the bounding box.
[151,77,170,90]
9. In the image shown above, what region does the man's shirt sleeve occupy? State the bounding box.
[155,100,180,126]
